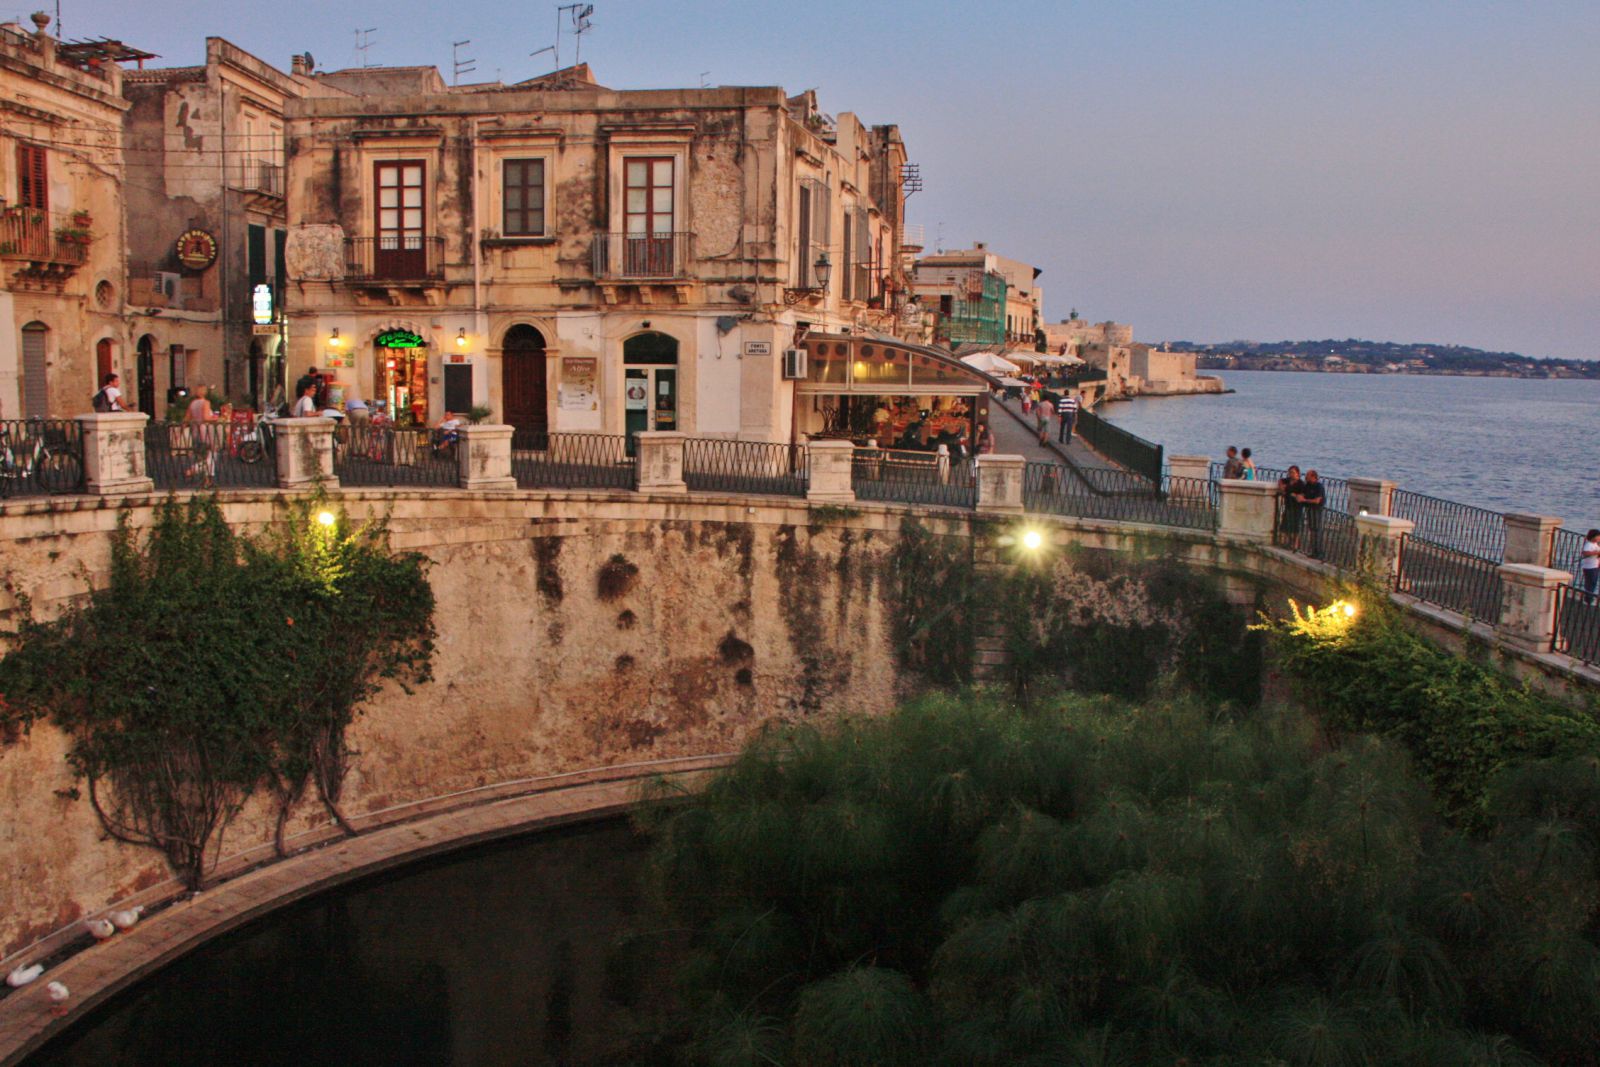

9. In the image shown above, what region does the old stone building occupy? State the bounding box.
[909,243,1043,349]
[121,39,341,414]
[282,65,914,443]
[0,14,144,419]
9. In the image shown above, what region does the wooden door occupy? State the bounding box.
[501,325,548,446]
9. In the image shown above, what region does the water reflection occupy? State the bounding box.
[32,820,655,1066]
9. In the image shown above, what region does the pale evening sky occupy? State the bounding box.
[44,0,1600,360]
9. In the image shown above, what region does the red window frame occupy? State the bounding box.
[623,157,674,235]
[17,143,47,210]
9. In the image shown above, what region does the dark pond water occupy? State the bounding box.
[29,819,667,1067]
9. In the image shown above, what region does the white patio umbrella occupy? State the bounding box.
[960,352,1023,375]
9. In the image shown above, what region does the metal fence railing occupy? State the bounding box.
[146,421,278,491]
[1272,501,1359,571]
[1390,489,1505,564]
[1211,462,1351,516]
[0,418,84,498]
[1074,407,1163,484]
[683,438,808,498]
[333,425,459,488]
[1553,584,1600,667]
[511,432,635,491]
[1550,527,1588,584]
[1396,534,1504,622]
[1022,462,1216,531]
[851,448,976,509]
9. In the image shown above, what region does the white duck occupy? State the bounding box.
[6,963,43,987]
[46,980,69,1015]
[86,917,116,940]
[108,906,144,931]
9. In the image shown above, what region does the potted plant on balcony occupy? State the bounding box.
[70,210,92,229]
[54,225,92,246]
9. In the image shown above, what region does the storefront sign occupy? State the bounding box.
[324,350,350,369]
[560,357,597,411]
[375,329,426,349]
[174,229,218,270]
[743,341,772,356]
[251,324,279,336]
[251,284,274,325]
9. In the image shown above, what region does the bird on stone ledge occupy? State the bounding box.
[86,918,116,940]
[46,981,70,1016]
[6,963,43,987]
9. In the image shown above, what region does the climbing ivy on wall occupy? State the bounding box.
[886,518,978,687]
[0,494,436,888]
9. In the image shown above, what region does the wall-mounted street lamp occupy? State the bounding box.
[783,252,832,306]
[456,327,468,348]
[329,328,343,348]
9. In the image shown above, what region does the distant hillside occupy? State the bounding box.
[1165,339,1600,379]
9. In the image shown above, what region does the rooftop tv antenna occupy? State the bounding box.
[900,162,923,198]
[451,39,476,85]
[530,44,555,72]
[699,71,711,87]
[354,27,377,68]
[555,3,594,67]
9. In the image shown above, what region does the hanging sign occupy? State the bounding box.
[175,229,218,270]
[375,329,426,349]
[251,283,274,325]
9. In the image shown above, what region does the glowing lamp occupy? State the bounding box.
[316,511,336,528]
[1022,529,1044,551]
[456,327,468,348]
[329,328,343,348]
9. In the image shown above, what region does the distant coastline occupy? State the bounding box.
[1168,339,1600,380]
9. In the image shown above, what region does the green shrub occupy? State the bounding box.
[638,693,1599,1064]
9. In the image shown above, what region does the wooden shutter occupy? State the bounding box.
[21,324,48,418]
[18,144,47,210]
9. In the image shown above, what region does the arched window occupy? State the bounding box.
[623,331,678,365]
[20,322,48,418]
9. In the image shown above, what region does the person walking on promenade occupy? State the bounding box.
[183,385,220,488]
[1277,465,1304,547]
[1240,448,1257,480]
[1299,470,1326,556]
[1034,401,1049,446]
[1222,446,1244,479]
[977,424,996,455]
[1581,529,1600,598]
[1056,391,1080,444]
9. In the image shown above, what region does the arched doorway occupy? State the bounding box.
[136,335,156,415]
[501,325,548,446]
[372,327,430,426]
[20,322,48,418]
[622,331,678,440]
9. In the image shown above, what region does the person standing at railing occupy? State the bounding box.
[1581,530,1600,598]
[92,372,134,413]
[1276,466,1304,547]
[1299,471,1326,557]
[1240,448,1257,480]
[183,385,220,489]
[1056,392,1079,443]
[1222,446,1244,479]
[291,381,318,418]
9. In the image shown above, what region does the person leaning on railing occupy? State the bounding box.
[1299,471,1326,557]
[1581,529,1600,599]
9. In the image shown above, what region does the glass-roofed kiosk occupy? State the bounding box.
[795,334,997,451]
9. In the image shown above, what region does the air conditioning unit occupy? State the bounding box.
[154,272,181,301]
[782,347,807,380]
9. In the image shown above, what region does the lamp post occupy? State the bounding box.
[783,251,833,306]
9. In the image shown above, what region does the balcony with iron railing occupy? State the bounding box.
[240,160,285,198]
[592,232,691,280]
[0,208,92,268]
[343,236,446,283]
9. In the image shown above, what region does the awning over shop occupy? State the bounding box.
[798,334,999,396]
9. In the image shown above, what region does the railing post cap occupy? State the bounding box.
[1217,477,1276,494]
[457,423,514,436]
[1355,513,1414,535]
[1498,562,1572,586]
[75,411,150,425]
[807,439,855,452]
[1504,512,1563,528]
[634,430,685,442]
[977,453,1026,468]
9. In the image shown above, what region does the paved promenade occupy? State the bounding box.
[990,394,1120,472]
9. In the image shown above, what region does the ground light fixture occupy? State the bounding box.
[1022,529,1044,551]
[316,511,337,528]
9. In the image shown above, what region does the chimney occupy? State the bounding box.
[290,53,308,75]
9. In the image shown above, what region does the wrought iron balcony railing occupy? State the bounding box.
[591,231,691,280]
[343,236,445,282]
[242,161,284,197]
[0,208,92,266]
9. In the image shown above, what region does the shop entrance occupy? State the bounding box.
[136,335,156,415]
[373,329,429,426]
[622,332,678,440]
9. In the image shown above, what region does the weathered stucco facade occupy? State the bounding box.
[0,15,131,420]
[282,67,912,442]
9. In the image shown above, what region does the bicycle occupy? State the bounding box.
[0,421,82,497]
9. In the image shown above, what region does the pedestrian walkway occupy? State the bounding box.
[990,394,1120,472]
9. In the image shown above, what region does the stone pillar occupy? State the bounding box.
[1496,563,1570,654]
[457,424,516,491]
[634,431,686,494]
[975,454,1026,515]
[1166,453,1211,484]
[1355,513,1414,584]
[76,412,154,495]
[1217,479,1277,542]
[1503,513,1562,567]
[1347,477,1396,517]
[806,440,856,504]
[274,417,338,490]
